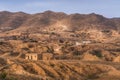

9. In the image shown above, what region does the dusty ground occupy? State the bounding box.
[0,39,120,80]
[0,11,120,80]
[0,59,120,80]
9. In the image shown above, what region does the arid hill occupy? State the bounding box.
[0,11,120,80]
[0,11,120,32]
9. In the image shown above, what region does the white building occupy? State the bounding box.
[75,40,91,46]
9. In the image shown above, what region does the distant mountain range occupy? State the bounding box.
[0,10,120,33]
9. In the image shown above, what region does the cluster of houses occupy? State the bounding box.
[25,43,62,61]
[0,33,93,61]
[25,40,92,61]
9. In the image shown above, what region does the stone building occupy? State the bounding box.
[25,53,38,61]
[53,44,62,53]
[75,40,91,46]
[42,53,53,60]
[25,53,53,60]
[82,41,91,44]
[75,42,82,46]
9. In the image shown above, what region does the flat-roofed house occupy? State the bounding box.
[25,53,38,61]
[25,52,54,60]
[82,41,91,44]
[42,53,53,60]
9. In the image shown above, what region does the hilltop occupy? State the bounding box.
[0,11,120,32]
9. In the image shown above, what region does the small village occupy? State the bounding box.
[0,31,97,61]
[0,7,120,79]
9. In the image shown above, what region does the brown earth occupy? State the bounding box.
[0,11,120,80]
[0,59,120,80]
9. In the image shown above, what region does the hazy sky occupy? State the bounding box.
[0,0,120,18]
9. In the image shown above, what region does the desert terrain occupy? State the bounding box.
[0,11,120,80]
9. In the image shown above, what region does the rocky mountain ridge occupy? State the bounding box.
[0,11,120,33]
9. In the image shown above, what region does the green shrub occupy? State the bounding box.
[7,76,17,80]
[86,74,99,80]
[90,50,102,58]
[0,72,7,80]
